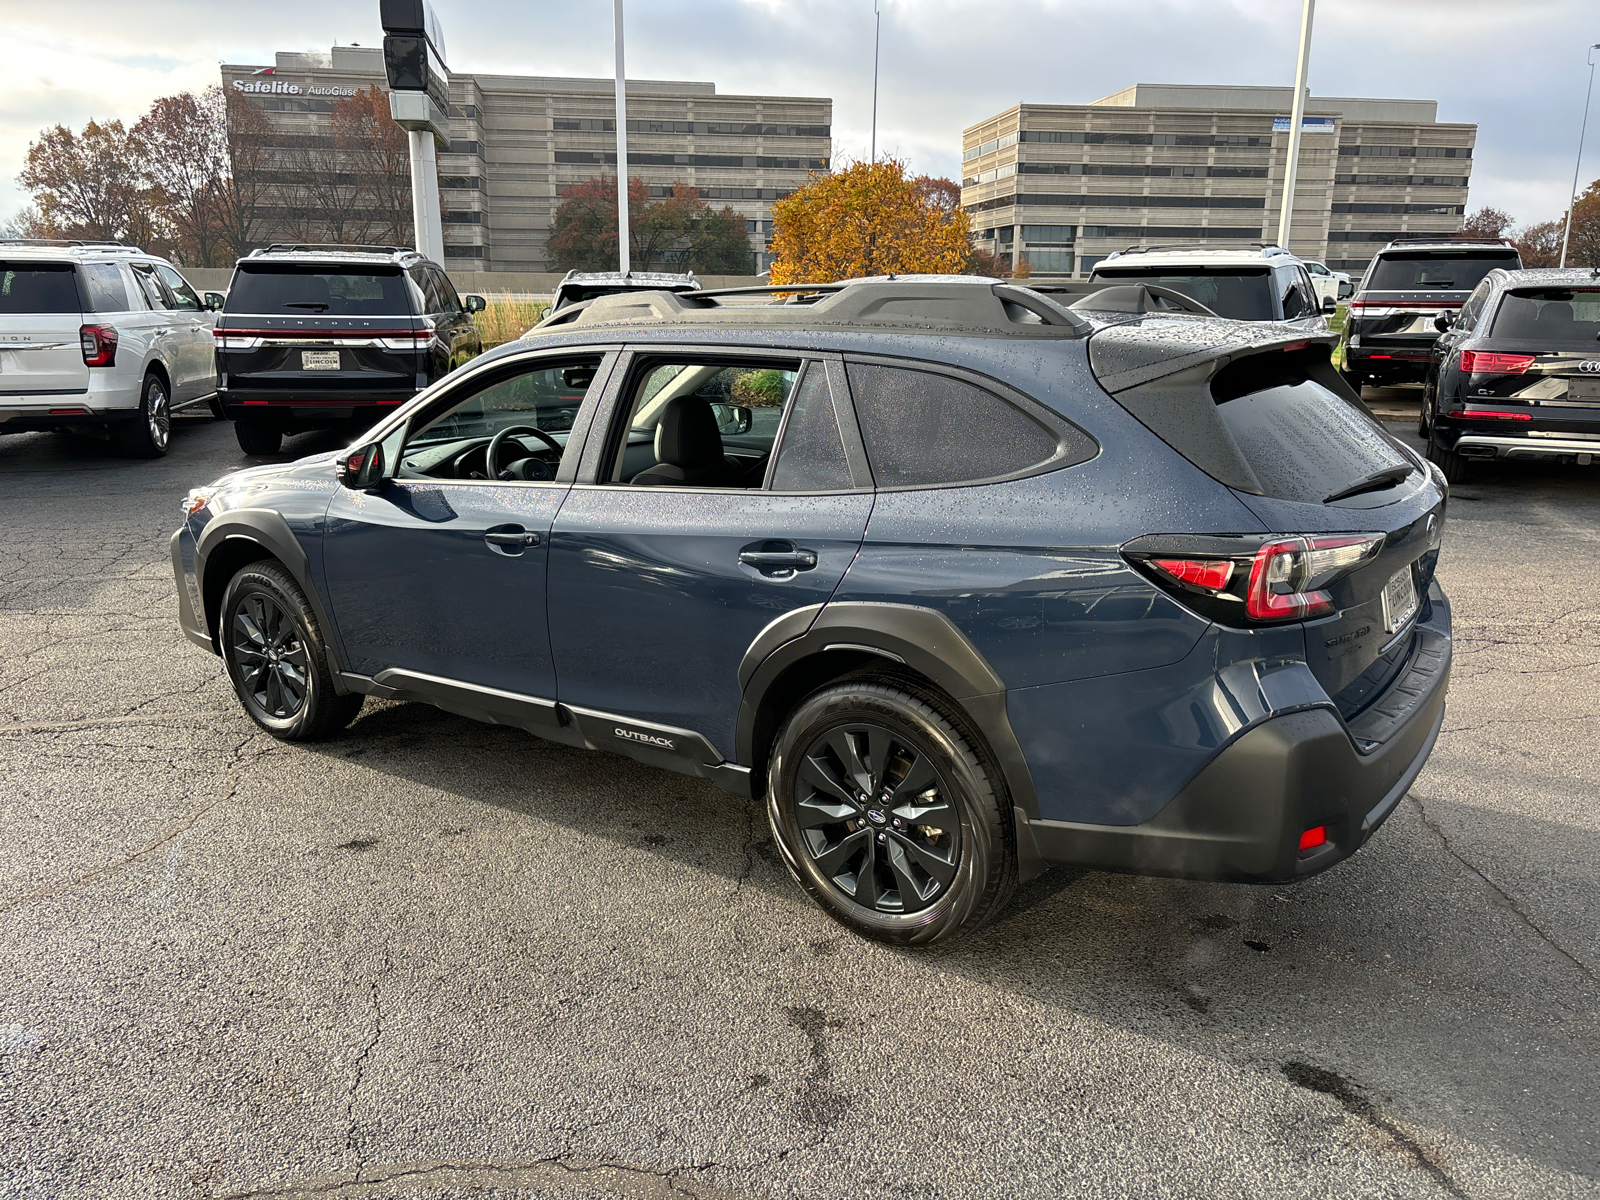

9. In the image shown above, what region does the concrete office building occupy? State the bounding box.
[222,47,831,273]
[962,84,1475,279]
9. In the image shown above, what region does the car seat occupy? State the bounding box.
[630,396,742,487]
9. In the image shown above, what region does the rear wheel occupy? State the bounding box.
[235,423,282,455]
[1426,433,1475,485]
[766,680,1017,946]
[114,373,171,458]
[219,561,363,740]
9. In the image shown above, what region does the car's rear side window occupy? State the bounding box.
[1490,288,1600,342]
[769,366,852,492]
[0,263,80,314]
[845,362,1069,488]
[1367,252,1518,291]
[79,263,130,313]
[227,266,412,316]
[1215,381,1410,504]
[1093,268,1276,321]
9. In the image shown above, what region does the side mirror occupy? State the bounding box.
[1433,311,1455,332]
[338,443,388,491]
[1322,294,1338,314]
[1338,281,1354,299]
[712,403,753,436]
[204,292,226,312]
[463,294,486,313]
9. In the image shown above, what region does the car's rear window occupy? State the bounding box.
[0,263,81,314]
[79,263,130,312]
[1367,252,1518,292]
[1215,380,1410,504]
[1489,288,1600,342]
[226,265,412,316]
[1092,268,1274,321]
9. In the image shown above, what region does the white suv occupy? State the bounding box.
[1089,244,1334,328]
[0,241,219,457]
[1302,259,1353,307]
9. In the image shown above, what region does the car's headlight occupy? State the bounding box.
[182,488,209,516]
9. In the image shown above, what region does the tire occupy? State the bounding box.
[114,372,172,458]
[1426,433,1475,486]
[766,680,1017,946]
[235,423,282,455]
[209,395,225,419]
[219,561,363,741]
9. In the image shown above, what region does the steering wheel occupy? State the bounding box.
[485,425,563,480]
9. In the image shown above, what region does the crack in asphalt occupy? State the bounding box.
[212,1153,757,1199]
[1281,1061,1468,1200]
[1411,791,1597,986]
[0,732,262,918]
[344,958,390,1181]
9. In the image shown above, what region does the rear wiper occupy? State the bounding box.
[283,302,329,311]
[1323,464,1415,504]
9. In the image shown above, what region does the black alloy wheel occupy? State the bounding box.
[231,591,310,720]
[768,680,1017,946]
[219,562,364,740]
[792,722,962,914]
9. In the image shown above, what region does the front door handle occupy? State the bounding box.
[484,525,540,554]
[738,542,818,576]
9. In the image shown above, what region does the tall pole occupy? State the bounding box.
[1276,0,1315,250]
[408,129,444,262]
[870,0,881,161]
[1559,44,1600,268]
[613,0,630,275]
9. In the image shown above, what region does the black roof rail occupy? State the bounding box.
[1382,236,1518,248]
[0,238,144,252]
[1113,241,1288,255]
[249,243,417,257]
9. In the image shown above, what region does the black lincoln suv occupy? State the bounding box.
[215,245,485,455]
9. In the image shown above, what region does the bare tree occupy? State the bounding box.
[134,87,232,265]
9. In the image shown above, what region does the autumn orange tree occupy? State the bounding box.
[768,158,972,284]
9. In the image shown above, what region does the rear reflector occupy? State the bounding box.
[1299,826,1328,852]
[1447,409,1533,422]
[1459,351,1535,375]
[49,406,89,415]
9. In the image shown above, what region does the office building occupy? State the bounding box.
[222,47,831,272]
[961,84,1475,279]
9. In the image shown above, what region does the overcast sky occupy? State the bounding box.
[3,0,1596,231]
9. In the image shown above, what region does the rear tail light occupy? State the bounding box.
[1126,533,1385,626]
[379,318,436,352]
[79,323,117,366]
[1459,351,1534,375]
[1446,408,1533,422]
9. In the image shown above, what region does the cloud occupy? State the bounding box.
[3,0,1595,229]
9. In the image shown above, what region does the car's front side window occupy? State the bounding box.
[605,357,801,489]
[156,265,203,312]
[398,356,605,482]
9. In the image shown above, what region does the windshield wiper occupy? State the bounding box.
[1323,464,1414,504]
[284,301,330,311]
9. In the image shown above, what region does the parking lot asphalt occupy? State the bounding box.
[2,412,1597,1200]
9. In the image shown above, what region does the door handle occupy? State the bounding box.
[484,527,540,550]
[739,548,818,569]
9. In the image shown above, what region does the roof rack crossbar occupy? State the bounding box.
[250,243,416,256]
[1383,236,1518,247]
[682,283,848,299]
[1113,241,1289,255]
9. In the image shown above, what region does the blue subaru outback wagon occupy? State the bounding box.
[172,278,1451,944]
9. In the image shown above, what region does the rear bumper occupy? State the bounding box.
[0,404,137,432]
[1344,346,1432,384]
[1454,434,1600,463]
[221,389,414,426]
[1025,590,1452,883]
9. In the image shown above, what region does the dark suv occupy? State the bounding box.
[215,244,485,455]
[172,279,1452,945]
[1421,266,1600,482]
[1340,237,1522,389]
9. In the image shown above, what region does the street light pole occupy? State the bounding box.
[1276,0,1315,250]
[1559,43,1600,269]
[613,0,630,275]
[870,0,881,161]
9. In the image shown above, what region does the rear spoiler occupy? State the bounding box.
[1088,319,1339,394]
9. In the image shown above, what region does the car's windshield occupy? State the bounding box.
[226,265,412,316]
[1367,252,1518,292]
[0,263,80,314]
[1490,288,1600,343]
[1091,267,1275,321]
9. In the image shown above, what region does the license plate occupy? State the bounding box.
[1565,378,1600,402]
[302,350,340,371]
[1381,566,1418,634]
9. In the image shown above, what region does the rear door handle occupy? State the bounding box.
[739,548,818,569]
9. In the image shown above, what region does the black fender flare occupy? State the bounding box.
[194,508,347,682]
[735,601,1041,823]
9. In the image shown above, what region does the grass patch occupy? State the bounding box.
[473,294,550,348]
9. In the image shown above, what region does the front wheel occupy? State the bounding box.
[219,561,363,740]
[114,373,172,458]
[767,681,1017,946]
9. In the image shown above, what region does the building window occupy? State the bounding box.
[442,211,483,224]
[962,132,1019,162]
[1078,225,1265,239]
[1337,144,1471,159]
[439,175,484,191]
[443,245,488,258]
[1021,225,1075,244]
[444,140,481,156]
[1020,250,1075,274]
[1332,203,1465,215]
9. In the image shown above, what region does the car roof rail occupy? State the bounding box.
[248,243,416,257]
[0,238,145,253]
[1381,236,1519,249]
[1107,241,1290,258]
[533,278,1095,337]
